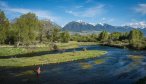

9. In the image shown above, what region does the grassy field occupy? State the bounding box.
[0,50,107,67]
[54,41,98,49]
[0,41,107,67]
[0,41,98,55]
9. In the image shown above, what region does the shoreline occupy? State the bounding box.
[99,43,146,50]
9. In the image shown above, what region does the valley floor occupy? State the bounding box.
[0,41,106,67]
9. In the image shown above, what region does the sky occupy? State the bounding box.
[0,0,146,27]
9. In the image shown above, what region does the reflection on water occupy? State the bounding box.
[1,45,146,84]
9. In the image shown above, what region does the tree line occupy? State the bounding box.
[0,10,70,47]
[97,30,146,50]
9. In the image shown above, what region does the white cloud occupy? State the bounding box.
[126,21,146,28]
[135,4,146,15]
[0,1,58,21]
[66,4,105,17]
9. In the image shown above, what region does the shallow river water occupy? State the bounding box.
[1,45,146,84]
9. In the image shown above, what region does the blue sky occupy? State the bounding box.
[0,0,146,27]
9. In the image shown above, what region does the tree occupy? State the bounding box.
[110,32,122,41]
[47,28,60,42]
[13,13,40,46]
[128,29,144,49]
[98,31,109,41]
[70,33,80,41]
[38,20,60,43]
[60,31,70,43]
[119,32,129,40]
[0,10,9,44]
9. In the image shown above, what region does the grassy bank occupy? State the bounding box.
[56,41,98,49]
[0,41,105,67]
[0,41,98,55]
[0,50,107,67]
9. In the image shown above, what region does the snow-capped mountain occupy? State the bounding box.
[62,21,146,35]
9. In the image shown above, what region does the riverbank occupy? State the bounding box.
[99,40,146,50]
[100,43,128,49]
[0,41,106,67]
[0,41,98,56]
[0,50,107,67]
[0,41,98,48]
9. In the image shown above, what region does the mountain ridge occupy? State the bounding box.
[62,21,146,35]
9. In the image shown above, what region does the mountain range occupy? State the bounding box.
[62,21,146,35]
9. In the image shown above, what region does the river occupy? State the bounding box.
[1,45,146,84]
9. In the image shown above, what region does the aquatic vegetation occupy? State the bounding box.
[128,55,144,61]
[94,59,105,64]
[114,55,145,75]
[80,63,93,69]
[80,59,105,69]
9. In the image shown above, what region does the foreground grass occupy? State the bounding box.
[0,50,107,67]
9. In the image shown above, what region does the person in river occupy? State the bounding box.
[33,65,41,78]
[36,66,41,78]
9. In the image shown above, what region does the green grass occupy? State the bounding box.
[0,42,105,67]
[77,42,99,46]
[0,41,98,56]
[0,50,107,67]
[0,48,27,56]
[56,41,98,49]
[55,41,79,49]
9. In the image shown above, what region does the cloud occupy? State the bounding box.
[65,4,105,17]
[0,1,58,21]
[126,21,146,28]
[135,3,146,15]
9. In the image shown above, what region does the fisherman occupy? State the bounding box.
[34,65,41,78]
[36,66,41,78]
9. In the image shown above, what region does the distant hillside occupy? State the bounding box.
[62,21,94,32]
[40,19,61,29]
[63,21,146,35]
